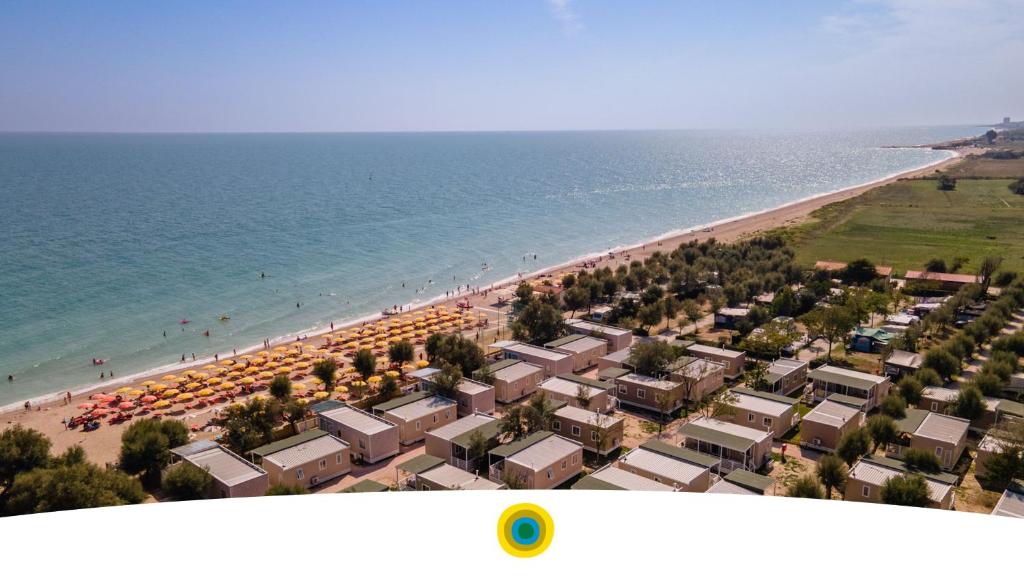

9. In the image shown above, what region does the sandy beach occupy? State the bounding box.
[1,146,972,466]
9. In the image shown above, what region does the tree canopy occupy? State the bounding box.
[118,418,189,487]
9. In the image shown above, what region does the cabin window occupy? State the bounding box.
[319,459,327,471]
[862,485,870,498]
[572,454,578,465]
[747,414,754,422]
[445,410,451,420]
[930,401,939,412]
[654,477,661,483]
[935,446,943,457]
[637,389,646,400]
[416,421,421,430]
[571,425,581,437]
[296,469,305,480]
[561,460,566,470]
[421,484,430,491]
[591,431,598,441]
[618,384,627,395]
[433,415,438,423]
[547,468,554,480]
[359,439,366,449]
[336,454,343,465]
[763,417,772,428]
[655,393,663,403]
[552,420,561,431]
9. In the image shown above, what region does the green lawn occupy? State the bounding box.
[782,178,1024,275]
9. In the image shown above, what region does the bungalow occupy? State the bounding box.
[538,374,614,413]
[766,358,809,395]
[571,464,677,491]
[884,349,923,379]
[991,480,1024,518]
[341,478,389,493]
[249,430,351,489]
[706,469,776,495]
[397,454,503,491]
[667,357,727,403]
[974,433,1007,480]
[845,454,958,509]
[714,307,750,329]
[904,270,981,292]
[315,403,400,464]
[617,440,719,492]
[475,359,544,404]
[919,386,998,432]
[850,326,894,353]
[807,365,891,411]
[565,318,634,352]
[544,334,608,372]
[597,366,632,384]
[409,367,495,416]
[681,343,746,380]
[491,341,574,377]
[886,409,969,470]
[614,372,686,415]
[729,388,800,439]
[1010,372,1024,396]
[997,399,1024,423]
[597,346,634,371]
[589,305,613,322]
[799,398,864,453]
[679,417,773,473]
[373,391,457,445]
[551,405,624,455]
[425,413,502,470]
[488,431,584,489]
[170,441,269,499]
[885,312,920,327]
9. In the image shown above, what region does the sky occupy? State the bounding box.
[0,0,1021,132]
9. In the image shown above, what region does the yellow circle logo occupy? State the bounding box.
[497,503,554,558]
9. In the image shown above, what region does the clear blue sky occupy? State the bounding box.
[1,0,1021,132]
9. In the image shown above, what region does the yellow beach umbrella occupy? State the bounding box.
[292,383,306,391]
[182,370,196,376]
[162,389,179,398]
[185,382,202,390]
[416,360,430,368]
[239,377,255,385]
[257,351,270,357]
[202,364,217,370]
[219,359,234,366]
[259,371,274,379]
[385,370,400,378]
[152,400,171,409]
[276,366,292,374]
[151,383,168,392]
[115,386,133,394]
[265,361,280,369]
[239,354,253,360]
[198,388,215,397]
[294,361,310,369]
[194,372,209,379]
[127,389,144,397]
[177,392,194,402]
[313,391,329,400]
[336,386,349,394]
[245,366,260,374]
[161,374,177,381]
[207,377,221,385]
[367,375,382,384]
[227,370,242,378]
[142,380,157,387]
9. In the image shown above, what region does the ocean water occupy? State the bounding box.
[0,127,980,407]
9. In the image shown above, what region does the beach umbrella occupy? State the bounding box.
[152,400,171,409]
[202,364,217,370]
[245,366,260,374]
[227,370,242,378]
[239,354,252,360]
[174,377,187,384]
[294,361,310,369]
[127,389,144,397]
[140,395,157,403]
[77,402,96,410]
[257,351,270,357]
[385,370,400,378]
[401,364,414,373]
[90,393,110,401]
[273,346,288,352]
[276,366,292,374]
[292,383,306,391]
[416,360,430,368]
[207,377,221,385]
[367,375,382,384]
[151,383,168,392]
[258,371,273,379]
[239,377,255,386]
[313,391,329,400]
[336,386,349,394]
[194,372,209,379]
[177,393,194,402]
[117,401,135,410]
[141,380,157,387]
[219,359,235,366]
[161,374,176,381]
[198,388,215,397]
[185,382,202,390]
[265,361,280,369]
[162,389,179,398]
[115,386,133,394]
[91,408,109,417]
[182,370,196,376]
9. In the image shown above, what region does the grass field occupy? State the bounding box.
[781,176,1024,275]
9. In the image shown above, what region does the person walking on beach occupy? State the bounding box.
[24,400,31,411]
[181,354,186,362]
[7,374,12,383]
[65,391,71,405]
[191,353,196,361]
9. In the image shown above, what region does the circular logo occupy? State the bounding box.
[497,503,554,558]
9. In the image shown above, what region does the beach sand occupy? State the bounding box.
[1,147,972,466]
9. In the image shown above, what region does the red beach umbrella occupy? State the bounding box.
[140,395,158,403]
[91,408,109,417]
[118,402,135,410]
[77,402,96,410]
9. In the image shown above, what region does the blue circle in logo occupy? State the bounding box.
[511,517,540,545]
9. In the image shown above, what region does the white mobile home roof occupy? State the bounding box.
[566,319,632,337]
[617,371,677,391]
[186,446,266,487]
[732,391,791,418]
[601,347,633,364]
[915,412,969,443]
[921,386,959,402]
[428,414,497,442]
[384,395,456,422]
[419,464,502,490]
[849,460,952,502]
[492,361,544,381]
[808,365,887,389]
[688,417,772,443]
[620,447,708,486]
[555,336,607,354]
[555,405,622,427]
[769,358,806,378]
[507,435,580,471]
[320,405,395,435]
[540,376,602,399]
[706,479,758,495]
[458,378,491,395]
[589,466,674,491]
[263,434,349,469]
[686,344,745,359]
[802,400,860,426]
[505,342,572,362]
[992,487,1024,518]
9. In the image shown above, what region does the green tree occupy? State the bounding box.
[118,418,190,488]
[475,364,495,386]
[431,363,463,400]
[815,454,848,499]
[949,384,985,420]
[836,428,871,466]
[574,383,592,410]
[512,299,566,344]
[1009,178,1024,196]
[312,358,337,392]
[563,286,590,318]
[221,396,281,454]
[269,374,292,401]
[515,282,534,303]
[936,174,956,191]
[283,400,309,434]
[353,348,377,380]
[637,303,664,333]
[525,393,557,434]
[465,430,492,475]
[266,484,310,495]
[770,286,796,318]
[627,340,681,377]
[985,129,998,144]
[427,334,485,376]
[787,475,824,498]
[841,259,878,285]
[388,339,415,365]
[378,373,399,402]
[161,463,212,501]
[896,376,923,405]
[978,256,1003,291]
[800,304,856,361]
[879,395,907,419]
[903,448,942,474]
[866,414,898,452]
[880,474,931,507]
[681,299,703,334]
[3,461,144,516]
[499,405,530,441]
[0,425,51,494]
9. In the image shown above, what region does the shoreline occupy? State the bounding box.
[1,144,969,415]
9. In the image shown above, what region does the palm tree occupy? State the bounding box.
[525,393,556,433]
[312,358,337,392]
[815,454,848,499]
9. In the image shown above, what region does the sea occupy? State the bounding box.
[0,126,981,408]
